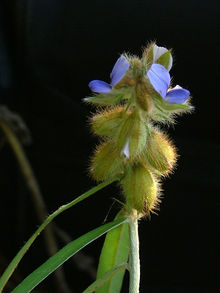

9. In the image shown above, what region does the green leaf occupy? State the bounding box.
[95,218,130,293]
[82,263,127,293]
[11,218,127,293]
[0,180,116,292]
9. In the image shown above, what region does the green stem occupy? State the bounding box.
[0,179,116,292]
[128,215,140,293]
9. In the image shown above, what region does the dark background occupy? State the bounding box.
[0,0,219,292]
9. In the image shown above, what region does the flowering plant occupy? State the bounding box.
[85,43,192,292]
[0,42,192,293]
[87,43,191,215]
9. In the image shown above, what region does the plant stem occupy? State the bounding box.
[0,118,71,292]
[129,214,140,293]
[0,177,116,292]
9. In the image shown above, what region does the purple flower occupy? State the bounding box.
[147,64,190,104]
[89,56,130,93]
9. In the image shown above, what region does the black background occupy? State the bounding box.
[0,0,219,292]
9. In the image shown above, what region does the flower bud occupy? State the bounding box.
[122,164,158,215]
[142,42,172,71]
[90,141,124,181]
[142,130,177,175]
[116,109,147,160]
[91,106,129,138]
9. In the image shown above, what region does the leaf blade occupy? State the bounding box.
[95,220,130,293]
[0,179,116,292]
[12,218,126,293]
[82,263,127,293]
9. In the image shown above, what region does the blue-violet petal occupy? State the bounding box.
[147,64,170,98]
[88,80,112,93]
[165,85,190,104]
[110,56,130,86]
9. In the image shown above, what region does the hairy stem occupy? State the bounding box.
[129,214,140,293]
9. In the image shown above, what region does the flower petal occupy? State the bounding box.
[147,64,170,98]
[153,44,168,61]
[88,80,112,93]
[121,138,130,158]
[167,55,173,72]
[165,85,190,104]
[153,44,173,71]
[110,56,130,86]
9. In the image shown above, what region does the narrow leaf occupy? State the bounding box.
[95,218,130,293]
[82,263,127,293]
[0,179,116,292]
[11,218,126,293]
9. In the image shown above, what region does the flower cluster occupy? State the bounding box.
[85,43,192,217]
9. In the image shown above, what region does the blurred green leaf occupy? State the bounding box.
[95,218,130,293]
[11,218,126,293]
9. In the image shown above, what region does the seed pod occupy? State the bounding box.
[142,130,177,176]
[91,106,129,138]
[90,141,124,181]
[122,163,158,215]
[116,109,147,160]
